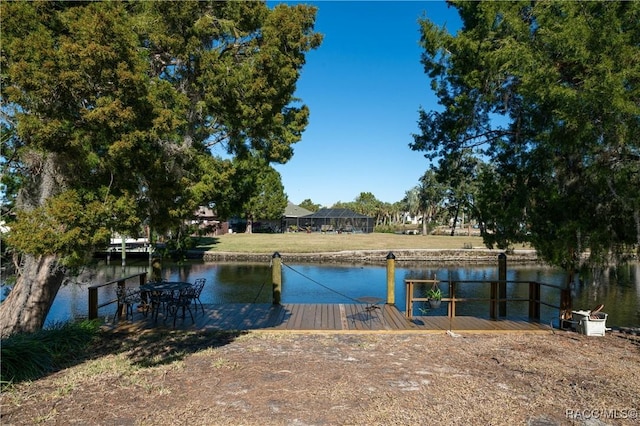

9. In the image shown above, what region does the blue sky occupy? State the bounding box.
[271,1,462,207]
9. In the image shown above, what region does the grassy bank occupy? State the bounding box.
[1,320,102,387]
[197,233,489,254]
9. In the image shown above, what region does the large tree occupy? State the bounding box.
[413,1,640,270]
[404,169,446,235]
[227,156,288,234]
[0,1,321,336]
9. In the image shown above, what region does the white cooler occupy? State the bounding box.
[572,310,608,336]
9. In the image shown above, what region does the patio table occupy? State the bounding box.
[140,281,193,322]
[140,281,192,292]
[356,296,384,323]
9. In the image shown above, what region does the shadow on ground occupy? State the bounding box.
[92,328,246,368]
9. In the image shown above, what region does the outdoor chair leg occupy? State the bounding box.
[170,303,194,327]
[114,301,133,322]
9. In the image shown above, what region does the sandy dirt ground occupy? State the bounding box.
[1,329,639,425]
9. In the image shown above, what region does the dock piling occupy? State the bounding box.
[272,252,282,305]
[386,252,395,305]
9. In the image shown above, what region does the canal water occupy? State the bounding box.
[4,260,639,329]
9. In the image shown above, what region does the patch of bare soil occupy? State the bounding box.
[1,330,639,425]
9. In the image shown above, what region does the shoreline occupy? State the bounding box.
[200,248,541,264]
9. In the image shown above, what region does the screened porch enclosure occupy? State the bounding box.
[299,208,374,233]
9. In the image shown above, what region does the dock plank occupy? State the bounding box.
[338,304,348,330]
[290,303,305,330]
[117,303,552,334]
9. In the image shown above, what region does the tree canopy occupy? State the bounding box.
[0,0,321,335]
[299,199,322,212]
[404,169,446,235]
[413,1,640,269]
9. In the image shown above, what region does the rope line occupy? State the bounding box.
[281,261,360,303]
[252,281,267,303]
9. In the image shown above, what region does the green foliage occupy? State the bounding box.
[1,320,102,387]
[0,0,321,334]
[244,163,288,221]
[1,0,321,257]
[414,1,640,269]
[1,124,21,210]
[404,169,448,233]
[299,199,322,212]
[6,190,138,266]
[217,156,287,223]
[162,224,198,262]
[334,192,400,227]
[425,286,442,301]
[373,225,396,234]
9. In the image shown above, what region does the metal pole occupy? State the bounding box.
[386,252,395,305]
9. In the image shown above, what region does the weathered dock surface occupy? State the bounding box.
[114,303,552,334]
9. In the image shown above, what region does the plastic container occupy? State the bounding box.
[572,310,608,336]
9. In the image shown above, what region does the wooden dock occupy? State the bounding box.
[115,303,553,334]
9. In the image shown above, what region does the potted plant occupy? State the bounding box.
[425,285,442,309]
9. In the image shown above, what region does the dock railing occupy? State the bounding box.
[88,272,147,320]
[405,278,569,322]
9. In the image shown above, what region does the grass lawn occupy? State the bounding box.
[196,232,488,254]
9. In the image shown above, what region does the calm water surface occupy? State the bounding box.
[6,260,639,329]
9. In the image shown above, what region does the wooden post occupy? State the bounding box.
[448,280,456,317]
[405,280,414,319]
[272,252,282,305]
[490,281,498,319]
[116,279,126,319]
[88,287,98,320]
[121,237,126,267]
[498,253,507,317]
[138,271,149,307]
[386,252,395,305]
[528,281,541,320]
[560,288,572,328]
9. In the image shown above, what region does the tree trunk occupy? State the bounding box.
[421,210,428,236]
[1,152,67,337]
[0,254,66,337]
[635,209,640,249]
[450,204,460,236]
[245,214,253,234]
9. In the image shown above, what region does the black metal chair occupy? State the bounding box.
[189,278,206,314]
[147,288,174,323]
[166,287,195,327]
[115,286,144,321]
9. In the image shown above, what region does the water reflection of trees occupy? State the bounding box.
[213,263,271,304]
[216,263,270,284]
